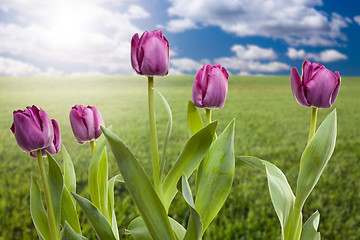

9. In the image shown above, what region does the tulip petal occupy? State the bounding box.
[89,106,105,139]
[39,108,54,148]
[302,60,324,86]
[290,67,310,107]
[139,34,169,76]
[203,67,228,109]
[305,69,338,108]
[330,71,341,105]
[13,112,46,152]
[131,33,141,74]
[70,106,94,143]
[192,64,212,108]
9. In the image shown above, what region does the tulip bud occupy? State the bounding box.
[131,29,169,76]
[10,105,54,152]
[290,60,341,109]
[70,105,105,144]
[192,63,229,109]
[30,119,61,158]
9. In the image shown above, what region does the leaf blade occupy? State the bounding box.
[163,121,217,211]
[300,211,321,240]
[101,126,176,240]
[46,152,64,239]
[296,109,337,208]
[30,175,51,240]
[72,193,116,240]
[187,100,204,136]
[195,119,235,233]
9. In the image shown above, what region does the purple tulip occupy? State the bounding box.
[290,60,341,109]
[30,119,61,158]
[192,63,229,109]
[131,29,169,76]
[70,105,105,144]
[10,105,54,152]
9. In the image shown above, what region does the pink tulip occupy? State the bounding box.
[70,105,105,144]
[30,119,61,158]
[10,105,54,152]
[131,30,169,76]
[192,63,229,109]
[290,60,341,108]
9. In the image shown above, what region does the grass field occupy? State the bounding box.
[0,75,359,239]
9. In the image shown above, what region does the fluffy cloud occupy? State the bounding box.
[287,48,348,62]
[167,18,198,32]
[170,44,290,75]
[0,57,63,76]
[354,16,360,26]
[230,45,277,60]
[215,44,289,74]
[166,0,350,46]
[0,0,149,75]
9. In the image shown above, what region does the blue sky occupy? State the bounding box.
[0,0,359,76]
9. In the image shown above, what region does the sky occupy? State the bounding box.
[0,0,359,77]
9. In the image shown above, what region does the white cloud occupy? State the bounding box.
[0,0,149,75]
[170,57,204,74]
[166,0,350,46]
[167,18,198,32]
[0,57,63,76]
[231,45,277,60]
[287,48,348,62]
[354,16,360,26]
[170,44,290,75]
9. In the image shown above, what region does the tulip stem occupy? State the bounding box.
[205,108,212,125]
[90,140,95,156]
[36,150,58,240]
[307,107,318,143]
[148,76,162,199]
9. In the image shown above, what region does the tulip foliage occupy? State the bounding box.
[10,30,341,240]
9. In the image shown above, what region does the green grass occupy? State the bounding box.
[0,75,359,239]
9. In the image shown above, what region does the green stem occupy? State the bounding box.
[307,107,318,143]
[287,203,302,240]
[90,140,95,156]
[36,150,58,240]
[148,76,162,199]
[205,108,212,125]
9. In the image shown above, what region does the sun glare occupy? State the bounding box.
[46,3,92,49]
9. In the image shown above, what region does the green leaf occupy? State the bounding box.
[177,174,202,240]
[187,100,204,136]
[126,216,186,240]
[300,211,321,240]
[296,109,337,208]
[72,193,116,240]
[108,174,124,240]
[238,155,295,239]
[163,121,217,211]
[30,175,51,240]
[237,155,266,172]
[61,186,82,234]
[62,222,87,240]
[195,119,235,234]
[46,152,64,239]
[88,138,109,219]
[62,145,76,196]
[101,126,176,240]
[153,88,173,182]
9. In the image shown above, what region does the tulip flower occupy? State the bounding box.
[30,119,61,158]
[10,105,54,152]
[192,63,229,109]
[290,60,341,109]
[70,105,105,144]
[131,29,169,76]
